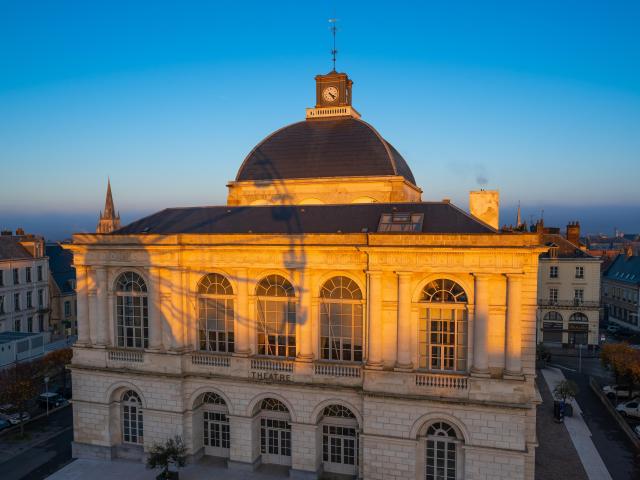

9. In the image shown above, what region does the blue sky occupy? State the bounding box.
[1,1,639,237]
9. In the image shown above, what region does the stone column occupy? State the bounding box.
[228,415,259,470]
[87,268,98,345]
[367,271,383,368]
[297,269,313,361]
[76,265,90,345]
[471,274,490,377]
[290,423,320,478]
[148,267,163,350]
[505,273,524,377]
[95,266,109,346]
[170,267,185,350]
[396,272,413,369]
[234,268,251,356]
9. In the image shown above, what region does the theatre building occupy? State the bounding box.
[68,69,544,479]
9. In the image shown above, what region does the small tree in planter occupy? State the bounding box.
[553,379,579,418]
[146,436,187,480]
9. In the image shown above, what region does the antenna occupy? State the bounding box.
[329,18,338,71]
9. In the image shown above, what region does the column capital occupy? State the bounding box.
[395,271,413,278]
[472,272,494,280]
[366,270,383,277]
[505,272,526,280]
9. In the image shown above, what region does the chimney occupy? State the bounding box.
[469,190,499,230]
[627,245,634,259]
[15,227,25,236]
[566,221,580,245]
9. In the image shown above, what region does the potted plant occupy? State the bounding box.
[553,379,579,418]
[146,436,187,480]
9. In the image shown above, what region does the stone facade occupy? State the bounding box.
[67,231,543,479]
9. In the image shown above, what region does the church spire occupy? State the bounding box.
[516,201,522,228]
[97,178,121,234]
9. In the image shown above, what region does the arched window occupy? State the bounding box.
[568,312,589,346]
[569,312,588,322]
[320,276,363,362]
[419,280,468,372]
[198,274,234,353]
[121,390,143,444]
[259,398,291,465]
[115,272,148,349]
[199,392,229,457]
[425,422,461,480]
[321,405,359,475]
[256,275,296,358]
[542,311,564,343]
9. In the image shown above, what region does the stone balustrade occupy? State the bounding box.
[250,357,294,373]
[107,348,144,364]
[415,373,468,390]
[314,362,362,378]
[191,352,230,368]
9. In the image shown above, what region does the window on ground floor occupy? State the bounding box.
[425,422,462,480]
[121,390,143,445]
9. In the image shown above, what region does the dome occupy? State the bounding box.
[235,117,416,185]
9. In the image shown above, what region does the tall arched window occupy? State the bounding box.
[419,279,468,372]
[320,276,363,362]
[197,392,230,457]
[425,422,461,480]
[259,398,291,465]
[256,275,296,358]
[197,274,234,353]
[320,405,359,476]
[115,272,148,349]
[121,390,143,444]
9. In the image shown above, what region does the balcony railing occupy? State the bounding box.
[415,373,468,390]
[108,349,144,363]
[250,358,294,373]
[537,300,600,308]
[314,362,362,378]
[191,352,230,368]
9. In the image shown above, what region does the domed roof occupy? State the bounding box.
[235,117,416,185]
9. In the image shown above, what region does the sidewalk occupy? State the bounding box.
[540,367,612,480]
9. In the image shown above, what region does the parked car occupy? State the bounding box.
[602,384,640,400]
[38,392,65,409]
[7,412,30,425]
[0,419,11,431]
[634,425,640,439]
[0,404,15,415]
[616,400,640,418]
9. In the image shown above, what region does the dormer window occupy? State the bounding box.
[378,213,424,232]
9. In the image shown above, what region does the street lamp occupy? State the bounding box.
[44,376,50,416]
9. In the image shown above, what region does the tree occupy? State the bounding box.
[0,361,40,436]
[146,436,187,480]
[40,348,73,395]
[600,343,640,392]
[554,379,579,403]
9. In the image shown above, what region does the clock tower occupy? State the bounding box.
[306,71,360,119]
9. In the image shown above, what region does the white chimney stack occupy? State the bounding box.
[469,190,500,230]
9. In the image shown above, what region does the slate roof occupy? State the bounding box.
[114,203,495,235]
[603,254,640,286]
[235,117,416,185]
[0,237,33,261]
[540,234,593,259]
[46,243,76,294]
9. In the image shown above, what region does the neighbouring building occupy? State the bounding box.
[0,331,47,369]
[47,242,77,336]
[537,222,601,349]
[0,231,50,335]
[67,68,544,480]
[602,250,640,331]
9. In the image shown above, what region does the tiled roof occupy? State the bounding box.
[0,237,32,261]
[540,234,593,259]
[114,202,496,235]
[46,243,76,293]
[603,254,640,285]
[235,117,416,185]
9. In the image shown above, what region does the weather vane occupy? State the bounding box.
[329,18,338,72]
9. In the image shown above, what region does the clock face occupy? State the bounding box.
[322,86,339,103]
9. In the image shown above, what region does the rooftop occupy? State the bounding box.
[46,243,76,294]
[0,236,33,261]
[0,331,40,345]
[603,254,640,285]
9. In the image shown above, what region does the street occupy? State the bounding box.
[550,352,640,479]
[0,406,74,480]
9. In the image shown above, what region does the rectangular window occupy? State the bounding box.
[38,289,44,308]
[0,270,3,286]
[549,288,558,304]
[27,317,33,333]
[0,295,4,314]
[26,267,32,283]
[575,266,584,279]
[38,314,44,332]
[13,268,19,285]
[574,289,584,304]
[549,266,558,278]
[64,301,71,318]
[37,265,43,281]
[26,291,32,308]
[14,318,21,332]
[14,293,20,311]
